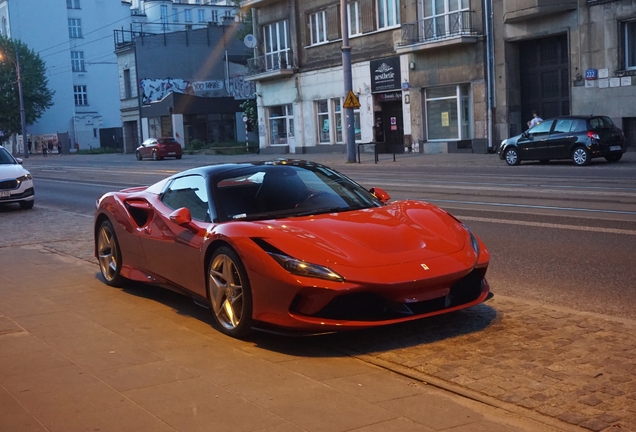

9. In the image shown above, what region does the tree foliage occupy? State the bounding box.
[240,99,257,131]
[232,0,253,42]
[0,36,54,136]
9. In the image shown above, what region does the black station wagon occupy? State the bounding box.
[498,116,626,166]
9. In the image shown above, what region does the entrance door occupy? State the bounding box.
[380,101,404,153]
[519,35,569,126]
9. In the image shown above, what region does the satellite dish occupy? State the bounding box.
[244,34,257,49]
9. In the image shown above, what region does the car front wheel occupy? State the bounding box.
[605,154,622,163]
[504,147,521,166]
[208,247,253,338]
[97,220,124,287]
[572,147,590,166]
[19,200,34,210]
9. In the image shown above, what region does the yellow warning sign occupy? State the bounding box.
[343,90,361,109]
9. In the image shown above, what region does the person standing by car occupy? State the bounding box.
[527,110,543,129]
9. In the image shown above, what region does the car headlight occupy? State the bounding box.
[16,173,32,183]
[461,224,480,258]
[268,252,345,282]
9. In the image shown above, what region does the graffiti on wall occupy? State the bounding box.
[140,74,254,104]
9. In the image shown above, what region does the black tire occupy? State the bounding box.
[96,220,124,287]
[539,159,550,164]
[605,154,622,163]
[572,147,590,166]
[504,147,521,166]
[176,155,182,160]
[135,151,142,161]
[207,246,253,338]
[19,200,34,210]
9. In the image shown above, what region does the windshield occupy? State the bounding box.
[212,163,382,222]
[0,148,17,165]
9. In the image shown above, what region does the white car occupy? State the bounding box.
[0,146,34,210]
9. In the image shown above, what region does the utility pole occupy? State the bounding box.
[341,1,356,163]
[16,48,28,159]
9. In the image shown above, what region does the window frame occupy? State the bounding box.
[263,20,290,71]
[198,9,205,23]
[74,85,88,106]
[123,69,132,99]
[624,20,636,71]
[68,18,82,38]
[348,1,362,36]
[184,9,192,22]
[66,0,80,9]
[377,0,400,29]
[425,84,471,141]
[316,98,362,144]
[309,10,328,45]
[71,51,85,72]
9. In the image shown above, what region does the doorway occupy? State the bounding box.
[376,100,404,153]
[519,35,570,124]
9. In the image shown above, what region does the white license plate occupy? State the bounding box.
[609,145,621,151]
[0,190,10,198]
[168,152,176,155]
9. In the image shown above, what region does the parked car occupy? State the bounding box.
[94,160,491,338]
[498,115,626,166]
[135,137,183,161]
[0,146,34,210]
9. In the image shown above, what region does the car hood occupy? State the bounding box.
[251,200,467,268]
[505,133,523,145]
[0,164,29,180]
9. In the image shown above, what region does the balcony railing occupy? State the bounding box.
[398,11,482,47]
[246,49,294,78]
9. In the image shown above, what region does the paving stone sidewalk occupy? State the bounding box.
[2,204,635,432]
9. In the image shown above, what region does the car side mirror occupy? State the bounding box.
[16,158,23,164]
[169,207,192,225]
[369,187,391,203]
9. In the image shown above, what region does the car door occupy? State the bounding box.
[139,174,212,297]
[516,119,554,160]
[139,139,152,158]
[546,118,577,159]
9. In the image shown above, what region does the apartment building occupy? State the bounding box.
[243,0,491,154]
[0,0,130,150]
[493,0,636,145]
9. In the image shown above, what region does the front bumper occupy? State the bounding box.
[0,182,34,205]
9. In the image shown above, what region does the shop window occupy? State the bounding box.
[425,85,470,140]
[268,105,294,145]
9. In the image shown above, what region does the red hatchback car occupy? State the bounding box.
[136,137,183,161]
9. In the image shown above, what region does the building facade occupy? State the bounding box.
[243,0,491,154]
[0,0,130,150]
[493,0,636,146]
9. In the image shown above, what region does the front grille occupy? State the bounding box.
[298,268,486,322]
[0,179,18,189]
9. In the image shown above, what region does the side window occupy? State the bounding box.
[553,119,573,134]
[528,119,553,135]
[162,175,210,222]
[570,120,586,133]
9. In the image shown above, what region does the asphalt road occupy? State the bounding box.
[15,151,636,320]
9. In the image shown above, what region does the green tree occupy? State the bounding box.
[240,99,257,132]
[0,36,54,136]
[232,0,253,42]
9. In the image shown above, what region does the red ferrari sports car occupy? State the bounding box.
[95,160,491,338]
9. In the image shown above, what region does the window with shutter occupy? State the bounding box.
[360,0,376,33]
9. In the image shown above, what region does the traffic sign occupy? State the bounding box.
[343,90,361,109]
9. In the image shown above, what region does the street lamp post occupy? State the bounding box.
[1,47,28,158]
[15,48,28,159]
[341,1,356,163]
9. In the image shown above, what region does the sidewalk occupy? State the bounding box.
[1,208,566,432]
[2,153,636,432]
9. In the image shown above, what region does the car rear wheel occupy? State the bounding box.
[97,220,124,287]
[135,151,142,161]
[504,147,520,166]
[208,247,253,338]
[605,154,622,163]
[19,200,34,210]
[572,147,590,166]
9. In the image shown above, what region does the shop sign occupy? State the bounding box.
[370,57,401,93]
[377,92,402,102]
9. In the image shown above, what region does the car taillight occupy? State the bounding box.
[587,131,599,140]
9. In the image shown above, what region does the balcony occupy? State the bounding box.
[503,0,576,22]
[241,0,279,7]
[396,11,482,54]
[245,49,295,82]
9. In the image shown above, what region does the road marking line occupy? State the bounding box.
[429,199,636,216]
[456,215,636,235]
